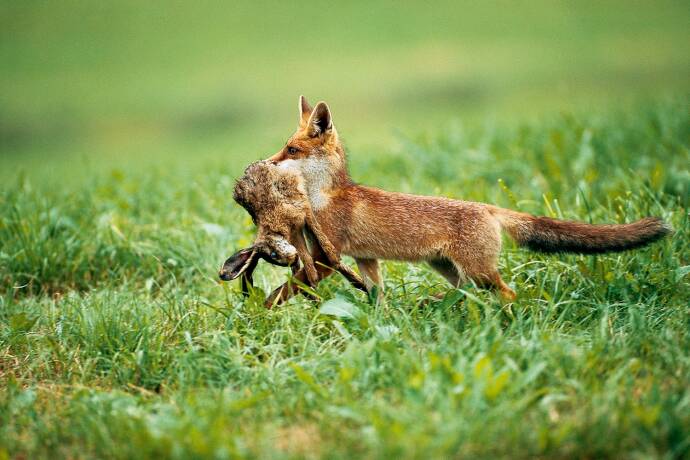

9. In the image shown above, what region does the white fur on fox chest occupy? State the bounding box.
[277,157,332,210]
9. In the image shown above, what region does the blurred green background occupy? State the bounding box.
[2,0,689,181]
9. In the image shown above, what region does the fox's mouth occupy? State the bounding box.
[274,158,301,171]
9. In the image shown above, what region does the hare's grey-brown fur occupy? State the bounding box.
[220,161,367,301]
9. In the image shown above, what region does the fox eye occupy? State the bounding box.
[287,146,298,155]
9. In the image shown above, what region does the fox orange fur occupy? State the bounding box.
[263,96,671,306]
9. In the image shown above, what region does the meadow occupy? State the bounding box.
[2,1,690,459]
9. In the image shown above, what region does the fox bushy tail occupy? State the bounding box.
[490,207,671,254]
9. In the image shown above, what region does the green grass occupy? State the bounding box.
[2,100,689,458]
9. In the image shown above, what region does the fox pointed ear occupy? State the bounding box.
[219,247,257,281]
[299,95,313,125]
[307,101,333,137]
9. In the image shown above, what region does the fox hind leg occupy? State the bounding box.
[428,258,464,287]
[424,258,466,303]
[468,270,516,301]
[491,273,517,301]
[444,248,516,301]
[447,223,515,300]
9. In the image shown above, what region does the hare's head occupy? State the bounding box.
[219,234,298,281]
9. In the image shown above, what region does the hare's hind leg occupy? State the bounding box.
[304,212,368,293]
[292,231,319,286]
[333,262,368,293]
[304,213,341,265]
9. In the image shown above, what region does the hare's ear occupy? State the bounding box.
[219,247,257,280]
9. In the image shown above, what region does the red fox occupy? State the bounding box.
[263,96,671,306]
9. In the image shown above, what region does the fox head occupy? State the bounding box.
[267,96,350,209]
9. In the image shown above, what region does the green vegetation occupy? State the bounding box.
[2,101,689,459]
[1,1,689,458]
